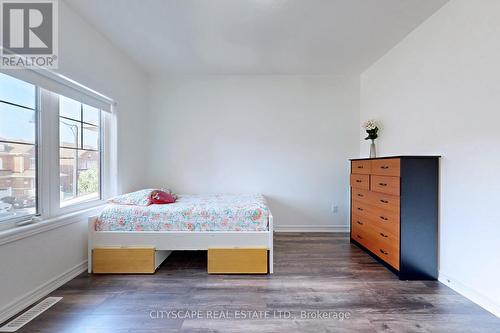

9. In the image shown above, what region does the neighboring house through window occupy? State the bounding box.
[0,74,37,222]
[59,95,101,207]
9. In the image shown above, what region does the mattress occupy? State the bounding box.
[96,193,270,232]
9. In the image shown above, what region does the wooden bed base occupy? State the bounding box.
[87,213,274,274]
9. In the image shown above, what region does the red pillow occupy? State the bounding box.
[150,190,176,204]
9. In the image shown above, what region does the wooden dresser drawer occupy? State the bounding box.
[352,196,400,237]
[366,224,399,249]
[371,175,400,196]
[351,188,371,204]
[376,231,399,256]
[350,174,370,190]
[351,160,371,175]
[373,242,400,270]
[351,213,372,232]
[359,232,399,269]
[351,224,371,248]
[351,201,373,220]
[368,206,400,237]
[352,227,400,270]
[371,158,400,176]
[367,191,400,214]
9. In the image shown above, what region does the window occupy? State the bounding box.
[59,95,101,206]
[0,71,114,227]
[0,73,37,222]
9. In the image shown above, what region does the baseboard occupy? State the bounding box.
[439,271,500,318]
[274,225,349,233]
[0,261,87,324]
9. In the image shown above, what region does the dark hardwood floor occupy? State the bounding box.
[8,233,500,332]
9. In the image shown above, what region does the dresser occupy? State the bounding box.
[350,156,439,280]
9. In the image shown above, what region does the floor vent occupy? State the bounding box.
[0,297,62,332]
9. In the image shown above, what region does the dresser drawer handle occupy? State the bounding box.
[380,233,388,238]
[381,166,389,169]
[357,166,364,169]
[380,199,389,203]
[379,216,388,221]
[357,194,364,197]
[357,207,364,211]
[357,235,363,240]
[357,221,363,225]
[378,183,388,186]
[356,180,362,183]
[380,249,388,255]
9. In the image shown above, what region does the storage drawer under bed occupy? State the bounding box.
[92,247,170,274]
[208,248,269,274]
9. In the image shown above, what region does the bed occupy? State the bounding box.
[88,193,274,274]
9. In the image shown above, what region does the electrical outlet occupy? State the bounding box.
[331,205,339,213]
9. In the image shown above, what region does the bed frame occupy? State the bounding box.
[87,213,274,274]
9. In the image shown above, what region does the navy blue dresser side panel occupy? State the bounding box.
[400,157,439,280]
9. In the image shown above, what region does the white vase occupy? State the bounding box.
[369,140,377,158]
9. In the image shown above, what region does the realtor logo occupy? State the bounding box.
[1,0,58,68]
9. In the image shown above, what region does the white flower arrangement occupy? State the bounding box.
[362,120,379,141]
[362,120,378,131]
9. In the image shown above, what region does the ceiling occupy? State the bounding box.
[65,0,448,76]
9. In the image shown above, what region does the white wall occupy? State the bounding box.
[58,0,150,193]
[360,0,500,317]
[0,0,149,321]
[147,75,359,231]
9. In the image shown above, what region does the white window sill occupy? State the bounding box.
[0,204,107,246]
[57,198,106,216]
[61,194,101,209]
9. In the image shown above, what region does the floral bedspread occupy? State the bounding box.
[96,194,270,232]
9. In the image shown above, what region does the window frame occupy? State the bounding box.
[0,79,39,229]
[40,90,107,218]
[58,95,103,209]
[0,70,115,230]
